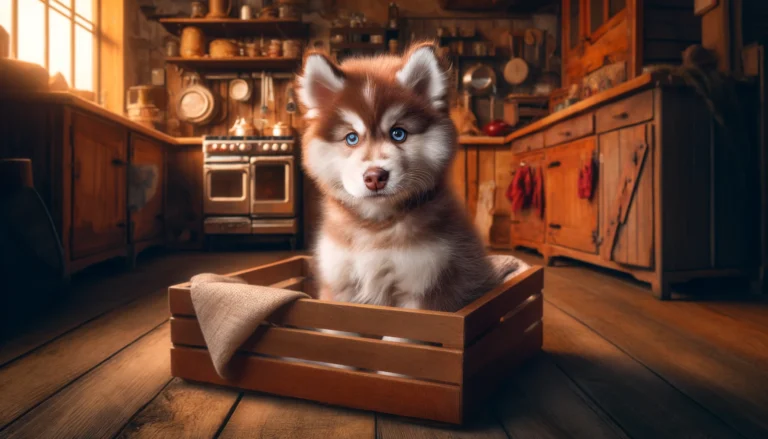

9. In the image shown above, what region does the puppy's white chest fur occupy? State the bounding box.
[317,234,449,308]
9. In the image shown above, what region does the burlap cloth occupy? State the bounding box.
[190,254,528,378]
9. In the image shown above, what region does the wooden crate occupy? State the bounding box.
[168,255,544,424]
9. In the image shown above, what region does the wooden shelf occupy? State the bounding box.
[330,26,396,34]
[331,42,387,51]
[439,35,481,42]
[454,55,500,61]
[165,57,301,72]
[158,18,308,38]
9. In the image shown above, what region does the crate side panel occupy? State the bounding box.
[463,321,543,415]
[459,267,544,345]
[464,293,543,376]
[169,289,463,346]
[170,347,463,424]
[171,317,463,384]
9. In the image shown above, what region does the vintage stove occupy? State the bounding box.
[202,135,300,248]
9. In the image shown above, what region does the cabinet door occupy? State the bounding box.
[71,111,128,259]
[544,137,599,253]
[563,0,584,59]
[599,123,653,268]
[130,134,165,243]
[510,150,546,245]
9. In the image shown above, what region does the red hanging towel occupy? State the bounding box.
[578,159,596,200]
[506,165,533,212]
[531,166,544,218]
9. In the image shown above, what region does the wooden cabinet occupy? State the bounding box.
[129,134,165,245]
[561,0,701,88]
[509,150,546,246]
[544,137,599,254]
[71,111,128,260]
[562,0,630,87]
[598,123,654,268]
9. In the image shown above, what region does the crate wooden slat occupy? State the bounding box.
[170,317,464,384]
[168,256,543,424]
[171,347,462,423]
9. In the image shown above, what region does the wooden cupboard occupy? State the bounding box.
[598,122,653,268]
[561,0,701,87]
[129,134,166,248]
[509,150,546,248]
[0,96,169,275]
[71,111,129,260]
[544,137,599,254]
[455,75,759,300]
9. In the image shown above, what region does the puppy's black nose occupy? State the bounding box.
[363,167,389,191]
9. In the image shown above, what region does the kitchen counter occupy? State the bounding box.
[0,91,203,146]
[458,72,676,147]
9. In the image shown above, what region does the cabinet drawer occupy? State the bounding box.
[596,90,654,133]
[511,132,544,154]
[544,113,594,146]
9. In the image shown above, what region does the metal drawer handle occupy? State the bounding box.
[613,112,629,120]
[547,161,561,168]
[548,223,562,230]
[559,131,572,137]
[112,158,126,166]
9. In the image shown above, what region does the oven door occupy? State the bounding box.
[203,162,251,215]
[250,156,295,217]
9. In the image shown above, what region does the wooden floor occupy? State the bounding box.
[1,249,767,439]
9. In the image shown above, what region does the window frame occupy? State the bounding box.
[4,0,101,94]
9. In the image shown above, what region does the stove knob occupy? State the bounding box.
[238,143,248,152]
[262,143,270,151]
[210,143,218,151]
[271,143,279,151]
[229,143,236,151]
[280,143,288,151]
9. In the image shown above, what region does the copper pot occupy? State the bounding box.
[180,26,205,58]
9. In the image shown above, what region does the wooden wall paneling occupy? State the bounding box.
[701,0,732,73]
[493,148,514,247]
[450,146,467,206]
[659,87,712,271]
[466,146,479,220]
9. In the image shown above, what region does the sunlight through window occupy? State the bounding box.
[8,0,98,92]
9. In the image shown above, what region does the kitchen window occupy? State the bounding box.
[0,0,100,93]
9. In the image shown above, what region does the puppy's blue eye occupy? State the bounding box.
[345,132,359,146]
[390,127,407,142]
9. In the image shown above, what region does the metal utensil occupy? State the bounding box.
[260,71,267,116]
[503,33,529,86]
[462,63,497,96]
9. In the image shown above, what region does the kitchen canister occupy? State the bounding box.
[180,26,205,58]
[240,5,253,19]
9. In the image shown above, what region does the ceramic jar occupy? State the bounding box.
[180,26,205,58]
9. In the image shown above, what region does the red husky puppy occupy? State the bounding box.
[297,42,502,312]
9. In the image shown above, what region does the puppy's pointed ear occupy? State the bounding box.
[297,53,345,119]
[396,43,447,110]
